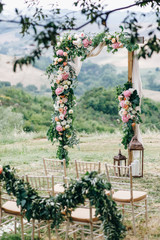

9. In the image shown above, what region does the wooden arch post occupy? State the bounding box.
[127,37,144,165]
[128,51,134,165]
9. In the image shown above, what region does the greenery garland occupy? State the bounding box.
[0,165,126,240]
[46,27,139,164]
[116,82,142,149]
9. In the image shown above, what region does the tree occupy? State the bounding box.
[0,0,160,70]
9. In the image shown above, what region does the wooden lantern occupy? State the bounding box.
[113,149,127,175]
[128,136,144,177]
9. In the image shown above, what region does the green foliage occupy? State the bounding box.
[0,106,24,134]
[0,81,11,88]
[0,165,126,240]
[0,87,53,132]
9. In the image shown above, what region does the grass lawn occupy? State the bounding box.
[0,131,160,239]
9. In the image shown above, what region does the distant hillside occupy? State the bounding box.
[0,54,50,90]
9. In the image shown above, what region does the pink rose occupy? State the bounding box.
[56,125,63,132]
[63,110,67,116]
[89,40,92,45]
[112,42,120,49]
[122,115,129,123]
[123,90,131,98]
[80,32,85,38]
[55,87,64,95]
[83,38,89,48]
[120,100,126,108]
[62,72,69,80]
[56,49,64,56]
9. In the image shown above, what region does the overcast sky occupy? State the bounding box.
[3,0,152,13]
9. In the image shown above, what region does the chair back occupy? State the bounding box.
[105,164,133,197]
[75,160,101,179]
[43,158,67,177]
[26,175,55,197]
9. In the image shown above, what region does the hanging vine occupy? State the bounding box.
[46,27,139,164]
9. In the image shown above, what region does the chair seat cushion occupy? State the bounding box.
[2,201,21,215]
[71,208,98,223]
[113,190,147,203]
[54,184,65,194]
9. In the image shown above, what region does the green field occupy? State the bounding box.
[0,131,160,239]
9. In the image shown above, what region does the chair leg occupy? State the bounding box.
[14,216,17,234]
[131,204,136,236]
[32,219,35,240]
[145,198,148,227]
[81,225,85,240]
[65,220,70,240]
[20,216,24,240]
[47,221,51,240]
[38,220,41,238]
[55,227,60,240]
[90,223,93,240]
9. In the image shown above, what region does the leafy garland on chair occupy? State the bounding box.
[116,82,142,149]
[46,27,139,164]
[0,165,126,239]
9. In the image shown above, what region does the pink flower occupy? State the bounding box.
[55,87,64,95]
[62,72,69,80]
[80,32,85,38]
[120,100,126,108]
[112,42,120,49]
[56,49,64,56]
[59,114,64,120]
[63,98,68,103]
[63,52,68,57]
[83,38,89,48]
[122,115,129,123]
[89,40,92,45]
[123,90,131,98]
[56,125,63,132]
[63,110,67,116]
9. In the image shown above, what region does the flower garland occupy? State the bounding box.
[0,165,126,239]
[46,27,139,164]
[116,82,142,149]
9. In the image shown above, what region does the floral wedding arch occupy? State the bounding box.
[46,28,143,164]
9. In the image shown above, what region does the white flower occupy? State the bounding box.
[60,104,64,108]
[73,40,77,45]
[57,42,61,47]
[64,85,68,90]
[128,88,135,94]
[58,137,62,140]
[59,114,64,120]
[63,145,68,150]
[79,32,85,38]
[69,109,73,114]
[60,36,63,42]
[57,122,61,125]
[65,124,70,129]
[67,119,72,123]
[125,100,130,105]
[61,120,66,126]
[74,34,79,39]
[57,75,62,81]
[77,38,82,47]
[67,81,71,85]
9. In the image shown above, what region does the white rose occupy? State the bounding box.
[73,40,77,45]
[64,66,69,72]
[67,81,71,85]
[128,88,135,94]
[60,104,64,108]
[69,109,73,114]
[60,36,63,42]
[65,124,70,129]
[74,34,79,39]
[64,85,68,90]
[125,100,130,105]
[57,42,61,47]
[58,137,62,140]
[57,122,61,125]
[61,120,66,126]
